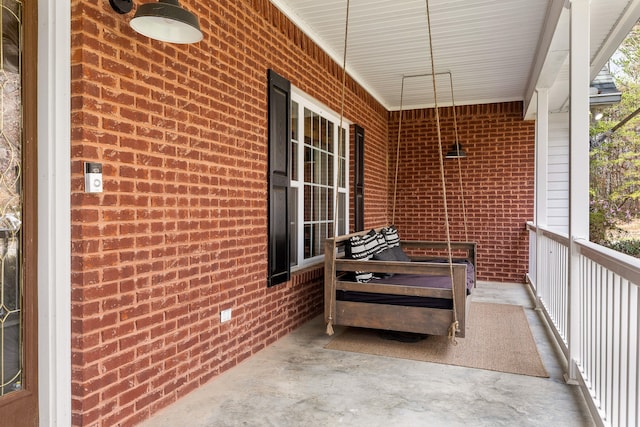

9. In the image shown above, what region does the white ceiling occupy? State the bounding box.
[270,0,640,113]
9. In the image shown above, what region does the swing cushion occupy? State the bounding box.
[372,249,396,262]
[379,225,411,262]
[336,260,475,310]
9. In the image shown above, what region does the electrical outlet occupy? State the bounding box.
[220,308,232,323]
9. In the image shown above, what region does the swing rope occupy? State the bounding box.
[392,77,405,225]
[424,0,459,343]
[448,73,469,242]
[327,0,351,336]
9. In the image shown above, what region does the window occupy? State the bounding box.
[290,91,348,268]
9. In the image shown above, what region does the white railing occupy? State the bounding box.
[528,230,537,286]
[527,222,640,427]
[527,223,570,355]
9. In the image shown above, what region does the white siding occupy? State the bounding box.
[547,112,569,233]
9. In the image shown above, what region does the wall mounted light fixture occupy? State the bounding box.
[110,0,133,14]
[130,0,203,44]
[445,141,467,159]
[110,0,203,44]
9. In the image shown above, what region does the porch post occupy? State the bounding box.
[534,89,549,302]
[567,0,590,383]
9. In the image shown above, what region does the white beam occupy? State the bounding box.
[523,0,567,117]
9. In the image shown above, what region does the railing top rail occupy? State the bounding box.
[526,222,570,246]
[575,238,640,285]
[528,221,640,284]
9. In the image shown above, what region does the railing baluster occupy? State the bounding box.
[627,284,640,426]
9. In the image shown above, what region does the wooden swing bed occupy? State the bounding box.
[324,232,476,338]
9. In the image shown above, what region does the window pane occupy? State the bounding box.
[306,223,327,258]
[320,117,327,151]
[327,121,334,152]
[304,147,313,183]
[313,184,321,222]
[312,112,320,148]
[310,224,318,258]
[337,193,346,235]
[291,101,298,141]
[327,154,333,187]
[316,223,327,257]
[291,101,298,182]
[319,187,327,221]
[304,184,312,222]
[327,190,334,222]
[303,108,312,144]
[313,149,320,184]
[304,224,312,259]
[320,151,327,185]
[291,141,298,181]
[289,188,298,266]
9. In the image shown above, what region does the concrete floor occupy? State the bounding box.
[140,282,595,427]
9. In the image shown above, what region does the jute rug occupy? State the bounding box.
[325,302,548,377]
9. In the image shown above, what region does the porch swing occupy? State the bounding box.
[324,0,478,342]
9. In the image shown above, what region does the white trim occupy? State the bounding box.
[37,1,72,425]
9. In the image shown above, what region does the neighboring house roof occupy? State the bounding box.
[590,67,622,106]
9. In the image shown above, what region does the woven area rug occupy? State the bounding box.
[325,302,549,377]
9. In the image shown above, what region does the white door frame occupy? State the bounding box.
[37,1,71,425]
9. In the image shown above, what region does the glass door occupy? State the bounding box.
[0,0,38,424]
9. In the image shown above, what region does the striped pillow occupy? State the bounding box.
[381,225,411,261]
[381,225,400,247]
[369,230,389,255]
[348,234,375,282]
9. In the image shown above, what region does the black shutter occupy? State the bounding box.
[267,69,291,286]
[353,124,365,232]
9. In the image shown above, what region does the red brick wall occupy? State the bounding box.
[388,102,535,283]
[70,1,388,426]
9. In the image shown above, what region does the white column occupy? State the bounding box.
[567,0,590,383]
[38,0,72,425]
[535,89,549,300]
[535,89,549,228]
